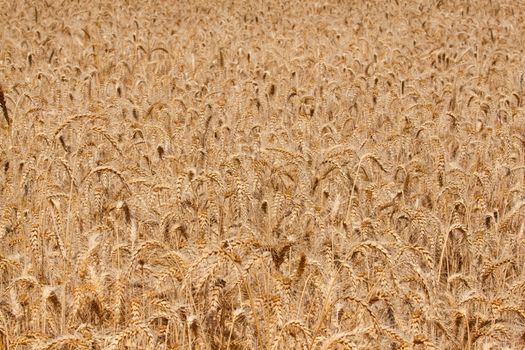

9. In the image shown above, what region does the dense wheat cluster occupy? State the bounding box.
[1,0,525,349]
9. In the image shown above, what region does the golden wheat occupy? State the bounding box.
[0,0,525,349]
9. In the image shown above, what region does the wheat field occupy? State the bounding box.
[1,0,525,349]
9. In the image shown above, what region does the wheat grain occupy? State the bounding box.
[1,0,524,348]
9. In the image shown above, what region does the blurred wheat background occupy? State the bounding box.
[1,0,525,349]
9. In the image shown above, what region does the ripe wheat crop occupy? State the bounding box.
[1,0,525,349]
